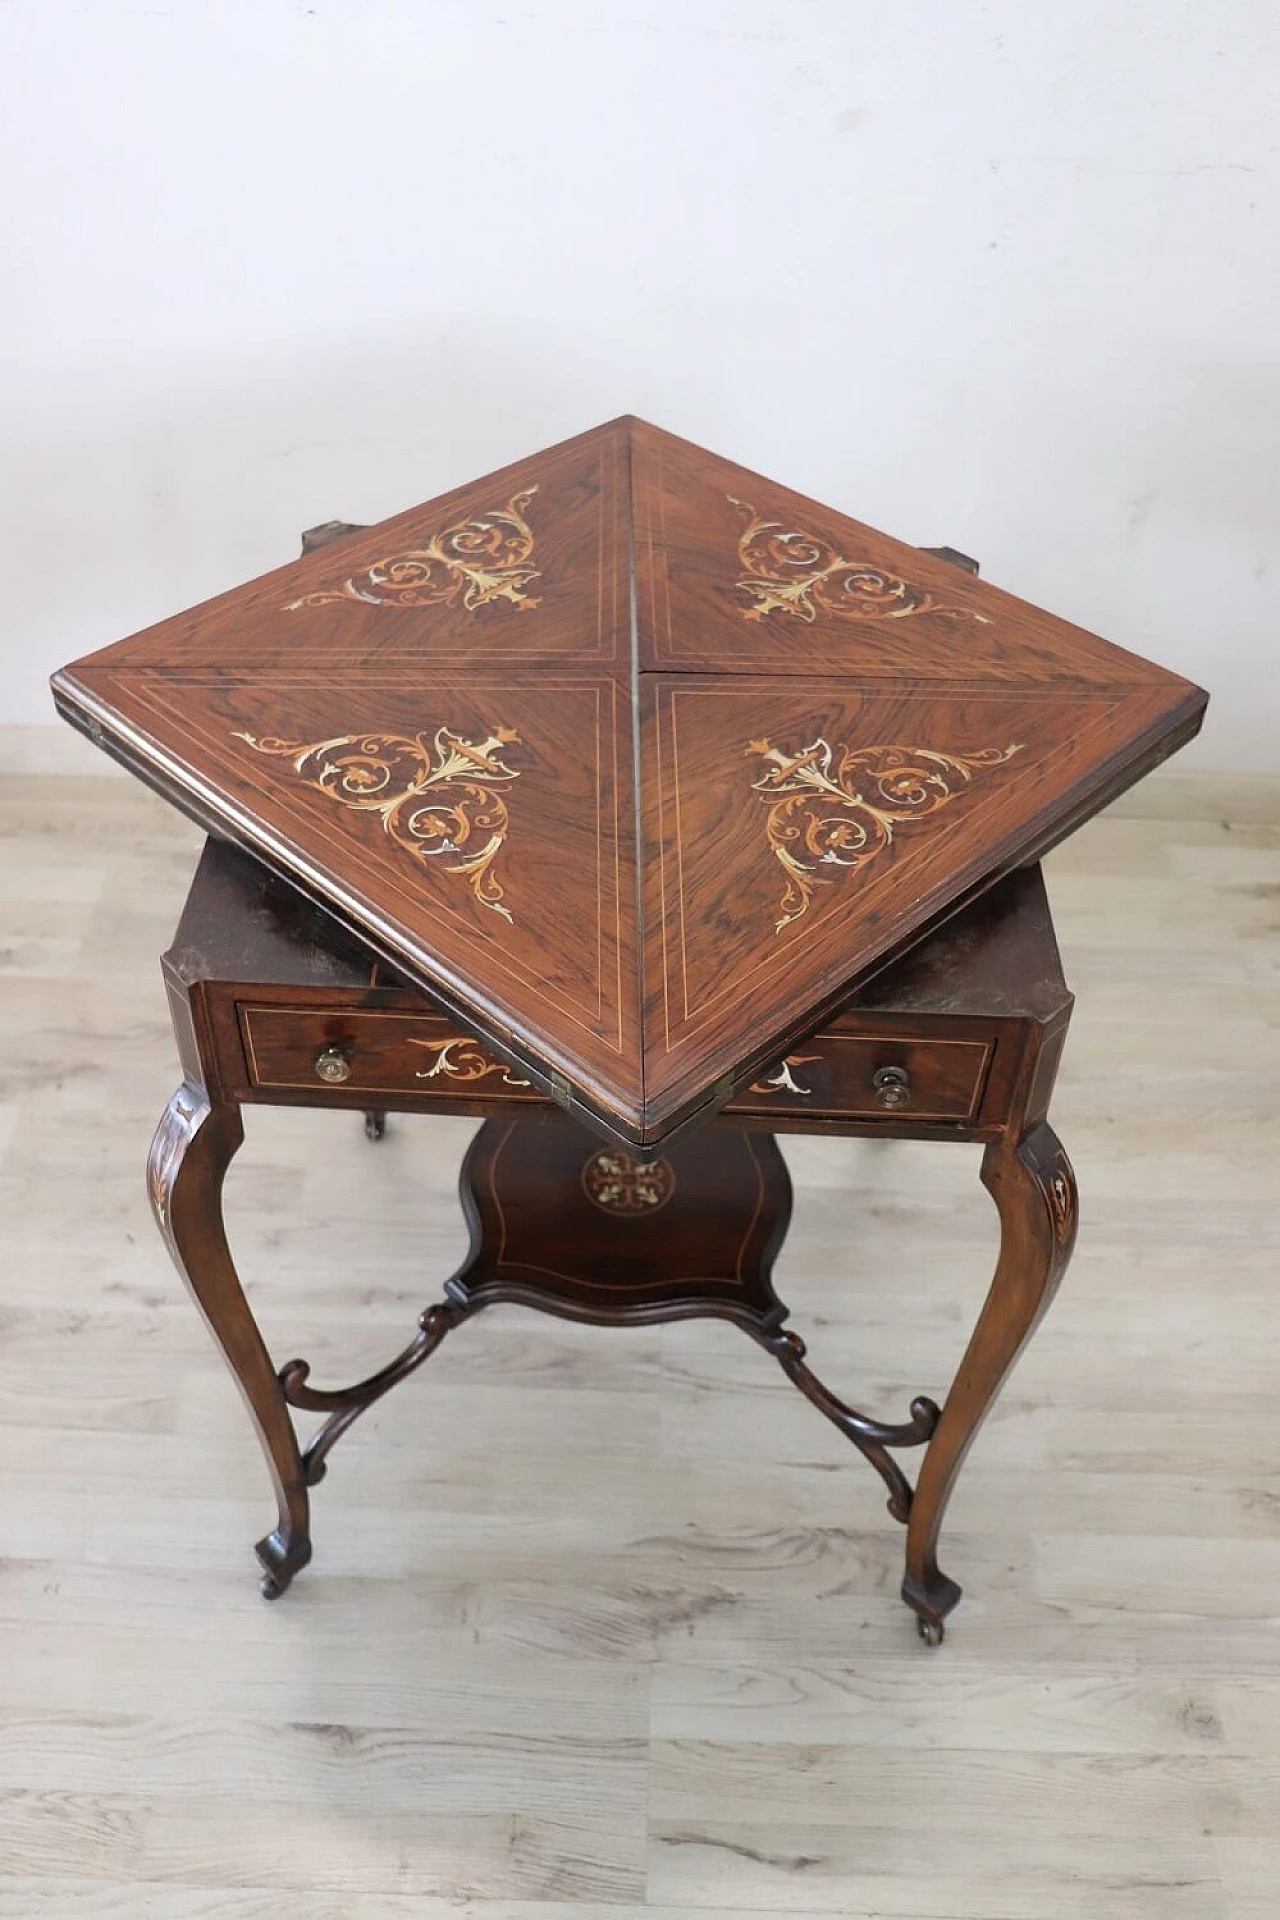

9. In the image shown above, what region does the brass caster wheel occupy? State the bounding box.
[917,1616,945,1647]
[364,1110,387,1142]
[259,1571,284,1601]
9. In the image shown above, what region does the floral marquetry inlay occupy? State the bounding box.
[234,725,523,921]
[728,496,991,629]
[749,1055,822,1096]
[409,1036,531,1087]
[283,489,542,615]
[748,738,1024,933]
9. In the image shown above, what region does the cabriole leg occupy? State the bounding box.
[148,1082,312,1599]
[903,1121,1077,1644]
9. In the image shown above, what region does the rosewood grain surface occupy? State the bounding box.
[52,418,1203,1146]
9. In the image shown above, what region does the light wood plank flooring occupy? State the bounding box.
[0,772,1277,1917]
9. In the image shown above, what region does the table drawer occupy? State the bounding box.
[238,1005,543,1102]
[723,1030,993,1123]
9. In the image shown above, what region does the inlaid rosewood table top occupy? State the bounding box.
[53,417,1206,1147]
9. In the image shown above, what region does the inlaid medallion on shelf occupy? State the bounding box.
[408,1035,531,1087]
[581,1149,676,1216]
[283,488,542,614]
[234,725,523,921]
[749,737,1023,932]
[728,495,990,628]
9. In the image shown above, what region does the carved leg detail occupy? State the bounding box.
[148,1083,312,1600]
[280,1298,471,1486]
[903,1121,1077,1644]
[750,1326,939,1523]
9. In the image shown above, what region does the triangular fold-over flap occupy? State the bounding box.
[67,663,643,1132]
[90,419,631,678]
[632,419,1167,686]
[637,673,1198,1134]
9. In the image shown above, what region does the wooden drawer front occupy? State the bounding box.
[239,1006,544,1102]
[724,1031,992,1123]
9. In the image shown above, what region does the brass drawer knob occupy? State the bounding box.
[872,1065,911,1108]
[314,1045,352,1084]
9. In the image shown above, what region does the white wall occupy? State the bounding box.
[2,0,1276,765]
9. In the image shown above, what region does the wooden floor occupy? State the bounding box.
[0,770,1277,1918]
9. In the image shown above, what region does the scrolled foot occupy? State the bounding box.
[254,1526,312,1602]
[901,1567,962,1645]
